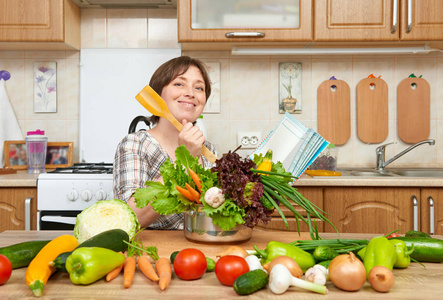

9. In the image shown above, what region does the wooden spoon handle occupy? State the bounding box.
[136,86,217,164]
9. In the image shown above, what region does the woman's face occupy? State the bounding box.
[161,65,206,124]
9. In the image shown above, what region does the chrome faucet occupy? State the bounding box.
[375,139,435,170]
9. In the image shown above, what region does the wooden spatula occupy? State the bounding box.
[135,85,217,164]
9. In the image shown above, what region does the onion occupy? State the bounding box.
[263,256,303,278]
[328,252,366,291]
[368,266,395,292]
[216,246,248,258]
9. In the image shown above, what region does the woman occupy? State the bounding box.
[113,56,217,229]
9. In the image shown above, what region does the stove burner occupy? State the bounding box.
[50,163,113,174]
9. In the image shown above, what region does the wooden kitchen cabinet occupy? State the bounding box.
[323,187,420,234]
[0,187,37,232]
[315,0,443,42]
[0,0,80,50]
[256,187,325,232]
[178,0,313,50]
[400,0,443,41]
[315,0,398,41]
[420,188,443,235]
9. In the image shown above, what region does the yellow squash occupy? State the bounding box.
[26,234,78,297]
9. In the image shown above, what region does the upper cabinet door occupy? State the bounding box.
[178,0,313,46]
[400,0,443,41]
[0,0,80,50]
[314,0,399,41]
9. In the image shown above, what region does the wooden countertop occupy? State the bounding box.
[2,170,443,188]
[0,230,442,299]
[0,170,39,187]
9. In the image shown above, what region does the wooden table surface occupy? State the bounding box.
[1,229,442,299]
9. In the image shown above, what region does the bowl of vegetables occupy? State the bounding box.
[133,146,337,243]
[183,210,253,243]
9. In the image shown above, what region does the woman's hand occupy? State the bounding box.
[178,120,205,157]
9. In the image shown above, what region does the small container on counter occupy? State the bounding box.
[309,144,338,172]
[26,129,47,174]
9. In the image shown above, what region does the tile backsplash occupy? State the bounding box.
[1,8,443,168]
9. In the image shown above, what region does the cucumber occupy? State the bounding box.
[233,269,269,295]
[206,257,215,272]
[389,237,443,262]
[170,251,179,264]
[405,230,431,238]
[317,259,332,269]
[0,240,50,269]
[51,229,130,272]
[313,246,339,262]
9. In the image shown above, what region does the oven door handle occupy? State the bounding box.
[41,216,77,225]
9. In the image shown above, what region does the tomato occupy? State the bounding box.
[214,255,249,286]
[386,233,400,239]
[173,248,207,280]
[0,254,12,285]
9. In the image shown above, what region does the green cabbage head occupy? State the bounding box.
[74,199,140,244]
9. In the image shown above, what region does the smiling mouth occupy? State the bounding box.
[178,101,196,107]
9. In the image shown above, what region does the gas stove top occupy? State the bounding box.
[37,163,114,212]
[49,163,113,174]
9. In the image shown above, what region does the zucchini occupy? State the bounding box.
[389,237,443,262]
[0,240,50,269]
[50,229,129,272]
[233,269,269,295]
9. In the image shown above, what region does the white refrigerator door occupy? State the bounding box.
[79,48,181,163]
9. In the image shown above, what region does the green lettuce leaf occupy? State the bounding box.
[202,198,245,231]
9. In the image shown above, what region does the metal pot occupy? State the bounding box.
[184,210,252,244]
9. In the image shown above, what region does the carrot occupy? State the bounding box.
[123,256,136,288]
[155,257,172,290]
[138,256,159,282]
[176,185,195,202]
[185,183,201,204]
[106,263,123,282]
[188,168,202,193]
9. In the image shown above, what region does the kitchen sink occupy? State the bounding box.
[338,168,443,178]
[348,171,396,177]
[388,169,443,177]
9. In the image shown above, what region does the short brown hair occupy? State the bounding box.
[147,56,212,125]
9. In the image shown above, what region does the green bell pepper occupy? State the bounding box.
[390,239,414,268]
[66,247,125,285]
[358,238,415,269]
[254,241,315,272]
[362,236,397,276]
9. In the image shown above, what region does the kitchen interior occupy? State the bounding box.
[1,0,443,234]
[1,0,443,298]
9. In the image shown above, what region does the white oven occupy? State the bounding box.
[37,163,113,230]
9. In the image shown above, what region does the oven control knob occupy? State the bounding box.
[95,189,107,200]
[81,189,93,201]
[67,189,79,201]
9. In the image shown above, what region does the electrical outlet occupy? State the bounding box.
[237,132,262,149]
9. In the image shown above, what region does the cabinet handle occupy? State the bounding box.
[429,196,435,235]
[391,0,398,33]
[225,32,265,38]
[406,0,412,33]
[412,195,418,231]
[24,197,32,231]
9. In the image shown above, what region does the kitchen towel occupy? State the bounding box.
[249,113,329,183]
[0,79,24,168]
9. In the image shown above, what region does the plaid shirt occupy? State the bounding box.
[113,130,216,230]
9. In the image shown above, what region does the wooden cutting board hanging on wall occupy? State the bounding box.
[397,77,430,144]
[317,79,351,145]
[356,78,389,143]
